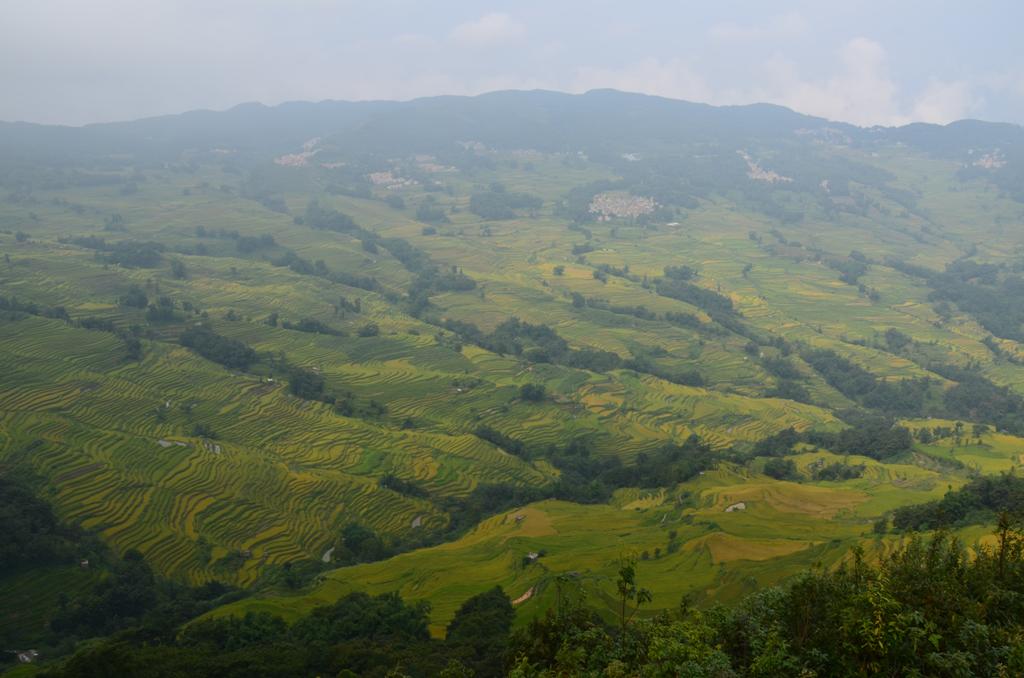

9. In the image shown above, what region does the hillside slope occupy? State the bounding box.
[1,89,1023,621]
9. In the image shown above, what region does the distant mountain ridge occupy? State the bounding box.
[1,89,1021,162]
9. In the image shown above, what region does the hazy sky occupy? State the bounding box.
[2,1,1022,127]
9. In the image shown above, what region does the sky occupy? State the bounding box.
[2,1,1022,128]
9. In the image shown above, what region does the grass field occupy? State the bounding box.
[0,566,99,648]
[2,133,1023,628]
[206,444,990,636]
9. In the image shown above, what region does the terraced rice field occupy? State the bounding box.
[0,316,550,583]
[0,566,99,647]
[2,141,1023,611]
[0,282,837,587]
[208,446,994,636]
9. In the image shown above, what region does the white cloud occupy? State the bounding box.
[911,78,974,124]
[450,13,524,47]
[0,3,1002,126]
[709,12,807,42]
[763,37,906,126]
[747,38,974,126]
[981,71,1024,108]
[562,38,976,127]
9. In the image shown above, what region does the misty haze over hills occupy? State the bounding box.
[4,3,1023,127]
[4,90,1023,214]
[2,88,1022,158]
[4,7,1024,677]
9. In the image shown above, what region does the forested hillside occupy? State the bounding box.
[2,89,1024,675]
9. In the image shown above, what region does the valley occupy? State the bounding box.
[2,90,1024,675]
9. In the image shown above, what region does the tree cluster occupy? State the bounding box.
[893,472,1024,530]
[510,529,1024,677]
[469,184,542,220]
[179,325,257,370]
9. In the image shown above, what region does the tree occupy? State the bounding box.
[445,586,514,676]
[179,612,287,651]
[0,476,80,574]
[339,524,386,563]
[170,259,187,280]
[416,198,449,224]
[287,365,325,401]
[121,333,143,361]
[179,325,256,369]
[519,383,546,402]
[281,317,344,336]
[469,188,541,220]
[289,590,430,645]
[764,457,798,480]
[663,264,697,280]
[145,296,177,323]
[615,558,652,628]
[120,285,149,309]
